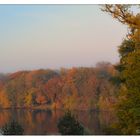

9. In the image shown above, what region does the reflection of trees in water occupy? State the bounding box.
[0,109,117,135]
[99,111,117,127]
[99,111,118,134]
[22,110,63,134]
[87,111,101,134]
[73,111,101,134]
[33,110,52,134]
[0,110,11,128]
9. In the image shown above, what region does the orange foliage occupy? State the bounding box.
[36,93,47,105]
[0,111,11,127]
[0,90,10,108]
[0,65,118,111]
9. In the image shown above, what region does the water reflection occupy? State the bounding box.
[0,109,116,135]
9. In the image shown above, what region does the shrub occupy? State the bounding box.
[1,120,24,135]
[57,111,84,135]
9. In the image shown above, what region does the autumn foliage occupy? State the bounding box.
[0,63,118,111]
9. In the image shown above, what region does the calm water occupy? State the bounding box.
[0,109,116,135]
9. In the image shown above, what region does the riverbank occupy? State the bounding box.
[0,105,103,112]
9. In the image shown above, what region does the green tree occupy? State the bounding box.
[1,121,24,135]
[57,111,84,135]
[102,4,140,134]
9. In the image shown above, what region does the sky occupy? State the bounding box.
[0,5,128,73]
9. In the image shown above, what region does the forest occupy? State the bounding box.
[0,62,119,111]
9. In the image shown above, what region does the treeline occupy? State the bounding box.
[0,62,119,111]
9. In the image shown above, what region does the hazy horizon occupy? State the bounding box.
[0,5,127,73]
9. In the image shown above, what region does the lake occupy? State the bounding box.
[0,109,117,135]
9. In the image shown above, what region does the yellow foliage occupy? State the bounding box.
[0,90,10,108]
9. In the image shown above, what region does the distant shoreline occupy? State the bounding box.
[0,107,113,112]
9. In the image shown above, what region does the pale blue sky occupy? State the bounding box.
[0,5,127,73]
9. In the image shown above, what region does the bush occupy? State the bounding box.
[1,120,24,135]
[57,111,84,135]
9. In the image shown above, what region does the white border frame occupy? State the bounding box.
[0,0,139,4]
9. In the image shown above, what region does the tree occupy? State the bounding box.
[1,121,24,135]
[0,90,10,108]
[35,93,47,105]
[102,4,140,134]
[57,111,84,135]
[45,76,64,109]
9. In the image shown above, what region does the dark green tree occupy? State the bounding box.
[57,111,84,135]
[102,5,140,134]
[1,121,24,135]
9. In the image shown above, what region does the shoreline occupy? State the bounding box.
[0,107,114,112]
